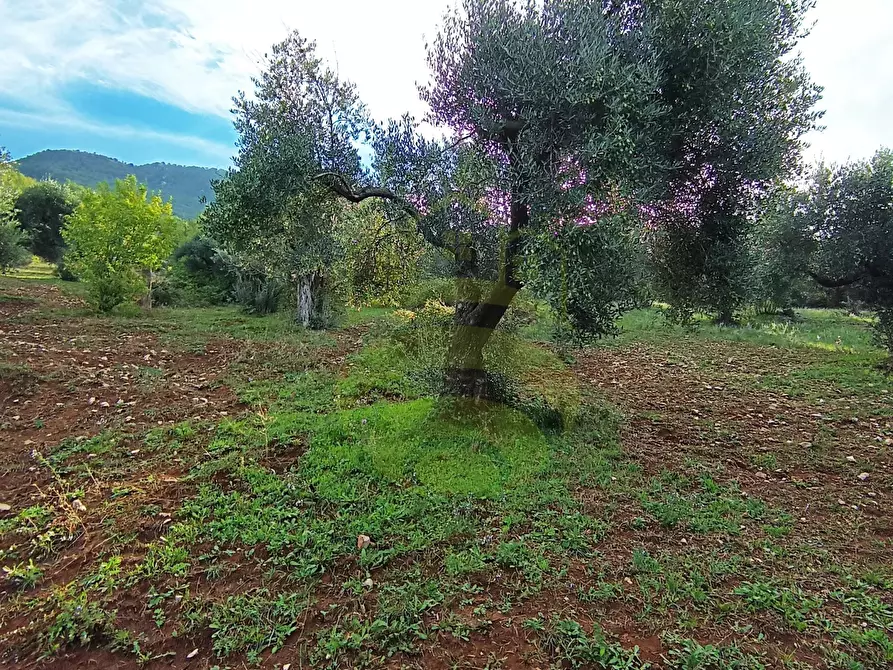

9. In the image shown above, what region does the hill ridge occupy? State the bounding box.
[15,149,226,220]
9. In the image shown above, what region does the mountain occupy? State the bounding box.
[15,150,227,220]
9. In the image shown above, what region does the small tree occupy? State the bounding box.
[15,180,79,264]
[63,176,179,312]
[805,150,893,356]
[0,219,30,273]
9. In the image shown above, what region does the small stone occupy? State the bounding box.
[756,471,767,479]
[130,449,140,456]
[100,402,110,408]
[838,499,846,506]
[88,397,96,405]
[72,499,87,513]
[868,492,876,498]
[846,456,857,463]
[356,534,372,550]
[857,472,870,482]
[186,648,198,660]
[283,664,292,670]
[362,578,374,588]
[0,503,11,512]
[799,517,807,523]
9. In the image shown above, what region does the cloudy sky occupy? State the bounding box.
[0,0,890,168]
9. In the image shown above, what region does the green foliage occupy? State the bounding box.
[41,588,117,655]
[0,148,33,273]
[232,275,282,314]
[62,175,179,312]
[339,200,425,306]
[199,589,309,661]
[804,150,893,354]
[541,618,649,669]
[0,219,31,273]
[0,146,36,211]
[748,186,815,313]
[16,149,223,219]
[14,180,79,263]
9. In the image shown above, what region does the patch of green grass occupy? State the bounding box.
[238,369,337,413]
[311,399,549,497]
[540,618,649,669]
[187,589,311,662]
[759,352,893,399]
[640,472,774,536]
[335,342,421,405]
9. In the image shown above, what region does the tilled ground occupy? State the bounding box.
[1,282,891,669]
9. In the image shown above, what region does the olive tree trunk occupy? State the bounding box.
[296,272,329,328]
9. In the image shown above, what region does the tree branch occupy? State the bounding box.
[314,172,445,250]
[808,270,865,288]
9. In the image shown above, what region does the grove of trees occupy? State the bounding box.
[3,1,892,382]
[204,0,822,395]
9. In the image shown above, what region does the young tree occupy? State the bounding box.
[805,150,893,355]
[0,219,30,273]
[63,176,179,312]
[214,0,819,396]
[14,180,79,264]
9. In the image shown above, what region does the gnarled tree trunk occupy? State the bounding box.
[296,272,324,328]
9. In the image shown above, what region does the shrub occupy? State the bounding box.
[233,276,282,315]
[0,220,31,273]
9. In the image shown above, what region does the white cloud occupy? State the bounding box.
[0,0,447,123]
[1,0,891,166]
[0,107,233,165]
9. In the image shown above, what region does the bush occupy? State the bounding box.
[401,279,458,309]
[87,270,142,313]
[0,220,31,273]
[233,276,282,314]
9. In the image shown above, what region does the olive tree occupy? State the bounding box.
[644,0,821,323]
[204,32,366,327]
[805,150,893,355]
[213,0,819,396]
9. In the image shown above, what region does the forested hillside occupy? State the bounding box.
[16,150,225,219]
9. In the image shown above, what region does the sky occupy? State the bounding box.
[0,0,890,169]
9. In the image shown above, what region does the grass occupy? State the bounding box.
[1,273,892,669]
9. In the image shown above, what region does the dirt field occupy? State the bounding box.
[1,278,891,669]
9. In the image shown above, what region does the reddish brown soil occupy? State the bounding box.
[1,285,891,669]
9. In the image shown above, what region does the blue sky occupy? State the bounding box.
[0,0,891,169]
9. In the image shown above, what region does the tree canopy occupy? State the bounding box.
[804,149,893,352]
[14,180,79,263]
